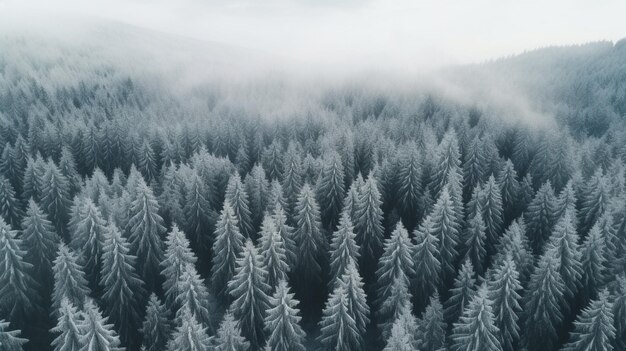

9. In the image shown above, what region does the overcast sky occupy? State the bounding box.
[2,0,626,71]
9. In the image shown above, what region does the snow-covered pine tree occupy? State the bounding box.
[545,209,583,302]
[78,299,124,351]
[161,224,198,309]
[562,289,615,351]
[444,259,477,325]
[264,280,306,351]
[0,175,23,229]
[318,284,361,351]
[69,197,107,290]
[0,319,27,351]
[376,222,415,309]
[52,244,91,317]
[580,223,608,301]
[228,240,271,348]
[225,174,255,239]
[40,160,72,237]
[354,174,384,260]
[415,293,445,351]
[378,272,412,339]
[100,220,146,347]
[329,210,360,287]
[141,294,171,351]
[487,254,522,351]
[339,260,370,347]
[182,171,215,251]
[412,216,442,310]
[166,306,211,351]
[293,183,326,283]
[245,163,269,230]
[174,264,214,332]
[0,217,40,322]
[463,201,487,275]
[451,286,503,351]
[258,215,289,288]
[525,180,557,254]
[211,204,245,301]
[396,143,424,230]
[316,151,345,229]
[21,199,58,282]
[51,298,83,351]
[213,312,249,351]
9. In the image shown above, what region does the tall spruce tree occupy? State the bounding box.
[167,306,211,351]
[318,284,361,351]
[316,151,345,229]
[415,293,445,351]
[51,298,83,351]
[293,183,326,283]
[211,203,246,300]
[258,215,289,288]
[487,254,522,351]
[354,175,385,260]
[264,280,306,351]
[412,216,442,309]
[376,222,415,308]
[40,161,72,237]
[213,312,249,351]
[525,181,557,254]
[69,197,107,290]
[140,294,171,351]
[161,224,198,309]
[562,289,615,351]
[21,199,58,282]
[78,299,124,351]
[451,287,503,351]
[225,174,255,240]
[444,259,477,325]
[52,244,91,317]
[329,210,360,287]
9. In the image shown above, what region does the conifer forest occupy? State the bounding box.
[1,14,626,351]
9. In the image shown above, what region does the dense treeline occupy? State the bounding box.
[0,32,625,351]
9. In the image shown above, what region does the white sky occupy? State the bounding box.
[2,0,626,71]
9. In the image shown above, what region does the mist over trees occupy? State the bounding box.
[0,26,626,351]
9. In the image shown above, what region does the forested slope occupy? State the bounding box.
[0,24,625,351]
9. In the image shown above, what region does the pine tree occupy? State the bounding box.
[487,254,522,351]
[354,175,384,260]
[412,217,441,309]
[329,210,360,287]
[264,280,306,351]
[555,180,577,221]
[137,140,157,182]
[213,312,249,351]
[342,173,363,222]
[174,264,214,331]
[426,188,460,280]
[21,199,58,281]
[161,224,197,309]
[522,248,566,351]
[339,260,369,346]
[463,201,487,275]
[262,141,283,181]
[378,273,412,339]
[580,169,610,234]
[318,284,361,351]
[100,220,146,347]
[40,161,72,237]
[415,293,445,351]
[376,222,415,308]
[0,217,40,321]
[245,164,269,230]
[211,204,245,300]
[127,178,165,289]
[482,174,504,252]
[546,209,583,301]
[316,151,345,229]
[463,136,486,199]
[293,183,326,282]
[225,174,254,239]
[445,259,477,325]
[141,294,171,351]
[497,159,520,223]
[52,244,91,316]
[266,179,286,216]
[69,197,107,289]
[430,130,461,199]
[451,286,503,351]
[280,143,303,219]
[580,223,608,301]
[167,306,211,351]
[228,240,271,348]
[396,143,424,229]
[59,146,82,196]
[562,289,615,351]
[78,299,124,351]
[22,155,45,203]
[383,315,417,351]
[51,298,83,351]
[492,219,533,284]
[613,276,626,350]
[0,175,23,229]
[0,319,27,351]
[182,172,215,251]
[525,181,557,254]
[258,215,289,288]
[272,204,297,268]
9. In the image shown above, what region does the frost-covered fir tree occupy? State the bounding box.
[280,143,303,219]
[580,223,608,300]
[21,199,58,282]
[51,298,83,351]
[271,204,297,268]
[167,306,211,351]
[40,161,72,237]
[225,174,255,239]
[492,219,533,284]
[463,136,486,199]
[141,294,171,351]
[228,240,271,348]
[127,178,165,289]
[264,280,306,351]
[378,273,412,339]
[161,224,197,309]
[245,164,269,230]
[481,174,504,253]
[463,201,487,275]
[497,159,520,223]
[174,264,214,331]
[0,217,40,321]
[0,319,27,351]
[444,259,477,325]
[318,284,361,351]
[258,215,289,288]
[429,130,461,199]
[0,175,23,229]
[52,244,91,317]
[329,210,360,287]
[415,293,446,351]
[213,312,249,351]
[354,175,384,260]
[339,260,370,346]
[376,222,415,308]
[211,203,245,300]
[412,216,441,309]
[451,286,503,351]
[522,248,566,351]
[100,220,146,347]
[22,155,46,203]
[562,289,615,351]
[316,151,345,229]
[487,254,522,351]
[580,169,610,234]
[396,143,424,230]
[137,140,157,182]
[293,183,326,282]
[78,299,124,351]
[546,209,583,302]
[69,197,107,289]
[383,315,417,351]
[342,173,363,222]
[425,187,460,280]
[182,171,215,251]
[266,179,286,216]
[525,180,557,254]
